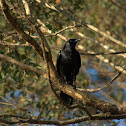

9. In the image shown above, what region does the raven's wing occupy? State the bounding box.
[56,50,61,75]
[77,51,81,71]
[73,51,81,81]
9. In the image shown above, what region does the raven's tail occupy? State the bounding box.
[60,91,73,106]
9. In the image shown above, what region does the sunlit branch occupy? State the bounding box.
[22,0,31,15]
[74,31,126,59]
[78,47,126,74]
[47,25,83,36]
[80,51,126,56]
[0,42,126,56]
[36,0,126,48]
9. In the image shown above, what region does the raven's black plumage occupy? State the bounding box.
[56,39,81,105]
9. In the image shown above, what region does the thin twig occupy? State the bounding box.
[74,31,126,59]
[1,41,126,56]
[47,25,83,36]
[0,0,44,59]
[0,102,13,106]
[37,1,126,48]
[0,96,34,118]
[77,69,124,92]
[1,0,126,118]
[1,113,126,125]
[110,0,126,10]
[0,114,28,119]
[80,51,126,56]
[78,46,126,74]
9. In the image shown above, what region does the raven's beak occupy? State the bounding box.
[74,39,80,44]
[75,39,80,43]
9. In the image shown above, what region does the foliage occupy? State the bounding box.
[0,0,126,125]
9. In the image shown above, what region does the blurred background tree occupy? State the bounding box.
[0,0,126,125]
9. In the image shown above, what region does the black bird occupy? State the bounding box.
[56,39,81,105]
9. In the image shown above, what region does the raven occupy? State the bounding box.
[56,39,81,105]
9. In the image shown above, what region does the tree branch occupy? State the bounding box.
[77,70,124,92]
[74,31,126,59]
[0,0,44,59]
[0,96,35,118]
[0,114,28,119]
[36,0,126,48]
[1,42,125,56]
[47,25,83,36]
[1,113,126,125]
[1,0,126,122]
[0,54,45,75]
[80,51,126,56]
[78,46,126,74]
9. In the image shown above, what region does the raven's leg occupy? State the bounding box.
[65,75,73,85]
[73,82,76,89]
[73,76,76,89]
[60,75,73,105]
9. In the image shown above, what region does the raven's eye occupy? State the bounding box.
[69,40,72,43]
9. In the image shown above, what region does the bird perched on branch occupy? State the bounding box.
[56,39,81,105]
